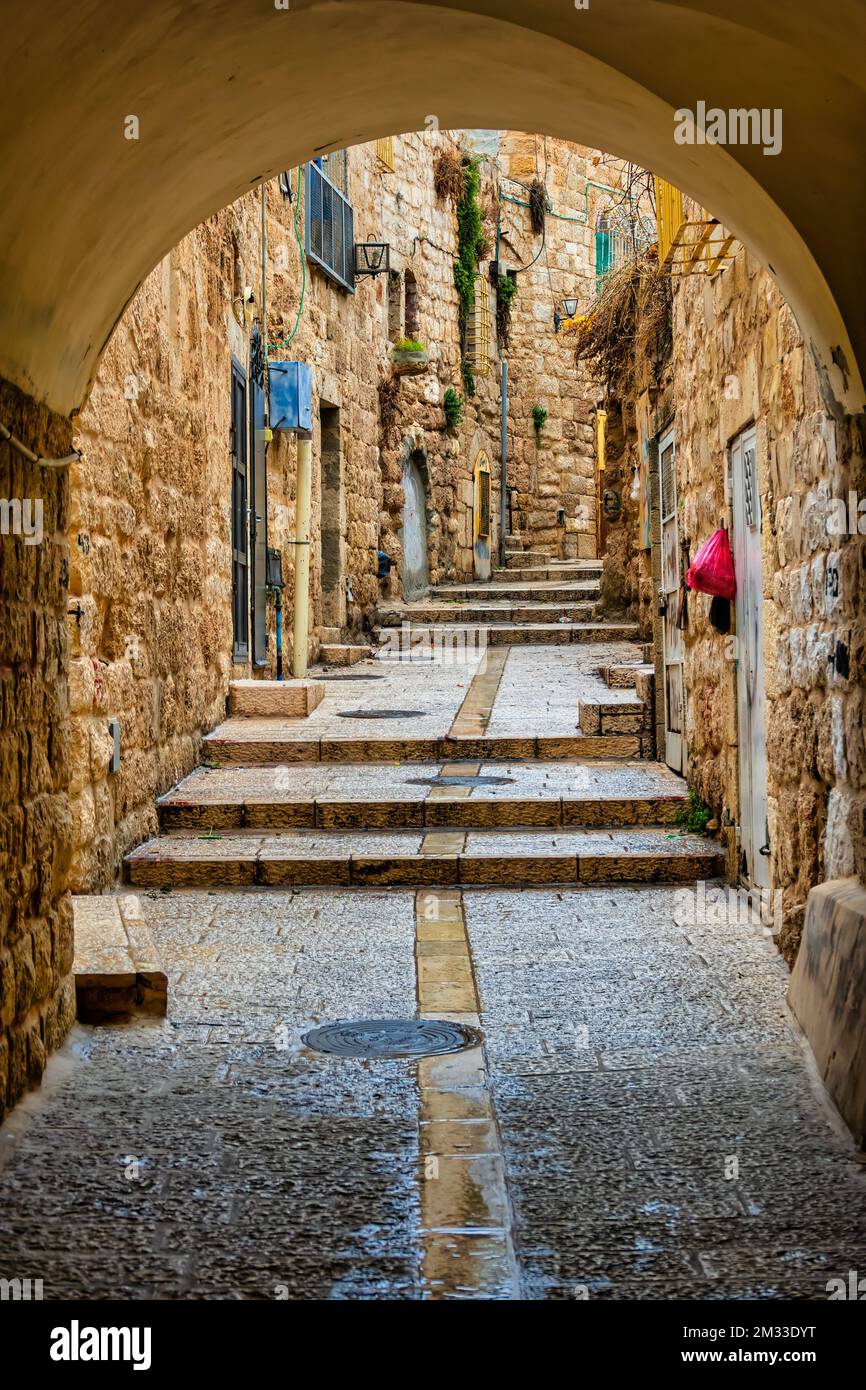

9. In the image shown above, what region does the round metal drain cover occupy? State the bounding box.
[335,708,427,719]
[404,773,515,788]
[303,1018,480,1059]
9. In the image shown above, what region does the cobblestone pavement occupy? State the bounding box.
[1,883,865,1300]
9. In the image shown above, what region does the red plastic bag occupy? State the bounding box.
[686,526,736,600]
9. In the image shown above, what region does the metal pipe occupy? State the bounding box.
[292,434,313,678]
[274,589,283,682]
[499,358,508,568]
[260,184,268,381]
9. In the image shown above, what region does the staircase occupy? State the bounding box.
[124,553,721,893]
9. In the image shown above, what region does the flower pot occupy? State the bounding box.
[391,348,429,377]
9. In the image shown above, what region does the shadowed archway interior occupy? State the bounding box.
[0,0,864,419]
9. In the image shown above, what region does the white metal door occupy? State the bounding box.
[658,429,684,772]
[731,426,770,889]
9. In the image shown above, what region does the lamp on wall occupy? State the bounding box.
[554,296,580,332]
[354,242,391,279]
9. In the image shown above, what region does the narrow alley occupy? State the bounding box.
[2,553,864,1301]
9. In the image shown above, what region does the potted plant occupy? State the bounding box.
[391,337,429,376]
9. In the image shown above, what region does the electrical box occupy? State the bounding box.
[269,361,313,435]
[266,547,284,590]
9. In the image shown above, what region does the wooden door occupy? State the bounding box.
[659,428,684,772]
[731,425,770,889]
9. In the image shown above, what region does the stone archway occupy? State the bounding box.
[0,1,864,420]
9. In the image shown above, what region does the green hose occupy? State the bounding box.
[268,166,306,349]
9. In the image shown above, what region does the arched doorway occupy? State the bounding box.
[400,449,430,598]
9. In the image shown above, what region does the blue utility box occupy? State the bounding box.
[269,361,313,435]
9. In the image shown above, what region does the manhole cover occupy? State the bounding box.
[404,774,515,787]
[303,1018,480,1059]
[335,708,427,719]
[318,673,385,681]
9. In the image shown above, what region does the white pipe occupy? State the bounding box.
[292,434,312,678]
[0,420,81,468]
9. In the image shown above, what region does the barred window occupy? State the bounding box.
[305,158,354,293]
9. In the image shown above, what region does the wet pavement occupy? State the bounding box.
[3,591,865,1300]
[1,883,865,1299]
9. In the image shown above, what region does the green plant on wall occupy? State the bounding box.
[393,337,426,353]
[675,788,712,835]
[453,158,485,329]
[443,387,463,429]
[532,404,548,444]
[496,272,517,347]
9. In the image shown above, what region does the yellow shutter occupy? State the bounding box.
[465,274,490,376]
[654,176,685,268]
[376,136,395,171]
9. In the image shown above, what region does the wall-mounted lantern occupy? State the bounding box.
[554,296,581,333]
[354,242,391,279]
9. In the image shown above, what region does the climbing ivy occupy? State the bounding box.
[443,387,463,429]
[453,158,485,331]
[496,272,517,347]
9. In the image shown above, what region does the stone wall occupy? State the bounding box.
[0,379,76,1121]
[495,133,600,558]
[671,234,866,962]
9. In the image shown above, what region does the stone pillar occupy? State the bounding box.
[0,378,75,1122]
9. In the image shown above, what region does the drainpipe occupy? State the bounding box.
[499,357,508,568]
[292,434,312,677]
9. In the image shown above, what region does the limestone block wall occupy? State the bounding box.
[671,240,866,961]
[0,380,76,1121]
[496,133,600,558]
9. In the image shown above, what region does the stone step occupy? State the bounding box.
[600,662,655,690]
[578,697,651,736]
[433,582,599,604]
[496,563,602,582]
[376,603,597,626]
[72,894,167,1022]
[157,759,687,831]
[373,622,640,648]
[504,549,551,566]
[202,726,652,765]
[319,642,374,666]
[229,679,325,718]
[125,825,723,889]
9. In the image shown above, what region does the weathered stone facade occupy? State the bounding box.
[672,244,866,960]
[495,133,603,558]
[598,209,866,963]
[0,380,76,1120]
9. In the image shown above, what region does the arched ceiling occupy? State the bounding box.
[2,0,864,416]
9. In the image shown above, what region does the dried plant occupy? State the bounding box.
[572,253,672,398]
[433,149,467,202]
[528,178,547,236]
